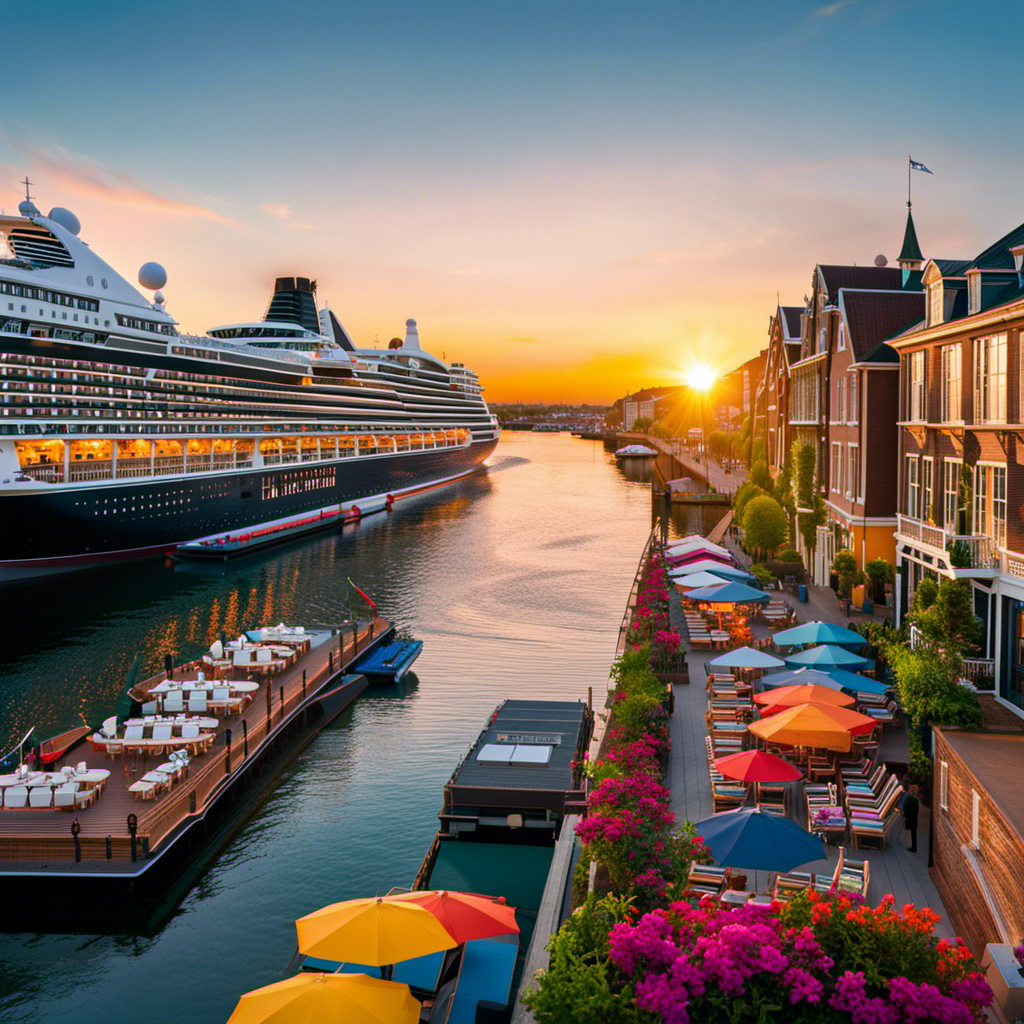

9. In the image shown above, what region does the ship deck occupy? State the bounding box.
[0,618,390,870]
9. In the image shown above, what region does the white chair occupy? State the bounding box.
[163,692,184,714]
[54,790,77,810]
[210,640,224,659]
[152,724,173,742]
[99,716,118,739]
[141,700,159,716]
[124,725,145,741]
[232,649,254,669]
[29,788,53,808]
[188,693,208,713]
[181,724,200,740]
[3,786,28,809]
[76,761,87,773]
[197,670,206,682]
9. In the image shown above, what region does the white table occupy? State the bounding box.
[74,770,111,785]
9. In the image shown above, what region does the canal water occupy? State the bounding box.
[0,432,724,1024]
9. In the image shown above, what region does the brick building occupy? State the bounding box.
[752,304,803,477]
[890,219,1024,711]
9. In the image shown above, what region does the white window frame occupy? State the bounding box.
[974,332,1007,424]
[929,281,943,326]
[906,455,920,519]
[847,443,860,501]
[941,343,962,423]
[943,458,962,531]
[969,274,981,315]
[831,442,842,495]
[849,373,858,424]
[836,377,845,423]
[818,327,827,354]
[922,457,933,522]
[940,760,949,811]
[838,322,847,351]
[909,351,926,421]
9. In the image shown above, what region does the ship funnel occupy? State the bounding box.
[404,318,421,350]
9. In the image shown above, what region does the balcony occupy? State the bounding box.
[896,514,998,577]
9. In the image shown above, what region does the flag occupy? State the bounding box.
[347,577,377,613]
[909,158,933,174]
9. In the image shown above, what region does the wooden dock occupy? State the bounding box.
[0,618,389,869]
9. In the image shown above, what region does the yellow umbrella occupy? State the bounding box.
[296,896,457,966]
[227,972,420,1024]
[747,702,877,753]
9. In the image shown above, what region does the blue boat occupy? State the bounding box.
[353,638,423,682]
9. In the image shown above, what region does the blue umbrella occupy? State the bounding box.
[784,644,873,670]
[693,808,825,873]
[773,621,864,647]
[818,666,892,696]
[668,561,753,581]
[759,668,849,691]
[685,581,770,604]
[709,646,786,670]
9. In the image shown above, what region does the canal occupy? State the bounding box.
[0,431,724,1024]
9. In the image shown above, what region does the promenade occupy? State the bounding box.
[665,532,952,931]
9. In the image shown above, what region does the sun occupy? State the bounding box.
[686,365,716,392]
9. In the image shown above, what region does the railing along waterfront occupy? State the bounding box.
[615,528,658,657]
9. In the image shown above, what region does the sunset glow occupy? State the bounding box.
[686,365,716,393]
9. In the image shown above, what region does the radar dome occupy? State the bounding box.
[388,337,403,349]
[48,207,81,234]
[18,200,39,216]
[153,291,166,304]
[874,254,888,267]
[138,262,168,290]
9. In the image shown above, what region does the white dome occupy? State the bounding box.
[18,200,39,216]
[48,207,81,234]
[138,262,168,290]
[153,290,166,304]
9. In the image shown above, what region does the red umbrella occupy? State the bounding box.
[713,749,804,783]
[388,890,519,943]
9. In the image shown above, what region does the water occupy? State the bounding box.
[0,433,723,1024]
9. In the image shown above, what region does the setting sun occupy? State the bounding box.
[686,365,716,392]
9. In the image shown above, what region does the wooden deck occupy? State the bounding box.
[0,618,389,865]
[666,576,955,936]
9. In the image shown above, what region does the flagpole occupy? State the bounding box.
[907,155,911,208]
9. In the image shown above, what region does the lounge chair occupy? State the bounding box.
[29,788,53,809]
[163,691,184,714]
[830,846,870,896]
[187,693,208,713]
[683,863,731,897]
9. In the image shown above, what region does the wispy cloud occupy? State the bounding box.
[1,133,233,225]
[259,200,316,230]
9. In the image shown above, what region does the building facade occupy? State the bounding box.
[752,305,803,477]
[891,221,1024,711]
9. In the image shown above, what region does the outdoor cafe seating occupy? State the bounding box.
[0,764,111,811]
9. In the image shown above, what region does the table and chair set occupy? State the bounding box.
[0,763,112,811]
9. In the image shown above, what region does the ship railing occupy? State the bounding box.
[116,458,153,479]
[18,463,63,483]
[68,459,113,482]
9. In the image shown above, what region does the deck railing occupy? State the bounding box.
[19,463,62,483]
[615,528,658,656]
[896,515,998,570]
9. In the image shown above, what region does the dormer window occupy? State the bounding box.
[928,281,943,327]
[818,327,827,353]
[968,273,981,315]
[838,323,847,351]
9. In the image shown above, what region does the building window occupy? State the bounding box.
[939,761,948,811]
[943,459,962,531]
[849,373,857,422]
[922,457,933,522]
[908,351,926,421]
[974,464,1007,549]
[940,344,962,422]
[831,443,842,494]
[974,332,1007,423]
[969,274,981,314]
[929,282,943,326]
[818,327,827,354]
[836,378,844,423]
[838,323,847,351]
[906,455,919,519]
[847,444,859,500]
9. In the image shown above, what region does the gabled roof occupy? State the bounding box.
[930,259,972,278]
[781,306,803,339]
[838,289,924,362]
[818,264,906,298]
[898,208,923,264]
[973,221,1024,270]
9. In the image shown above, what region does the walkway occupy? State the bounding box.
[664,536,952,931]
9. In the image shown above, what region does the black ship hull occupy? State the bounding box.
[1,437,498,581]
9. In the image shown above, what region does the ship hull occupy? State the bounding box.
[0,437,497,582]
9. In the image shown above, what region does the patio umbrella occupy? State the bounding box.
[296,896,457,966]
[693,808,825,874]
[759,668,848,691]
[669,560,753,580]
[783,644,874,670]
[667,537,730,558]
[685,581,770,605]
[747,702,878,752]
[817,666,892,695]
[754,685,856,713]
[773,621,865,647]
[713,750,803,783]
[227,973,420,1024]
[667,548,734,567]
[709,646,785,670]
[388,890,519,943]
[674,570,743,591]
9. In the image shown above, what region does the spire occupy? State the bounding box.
[898,203,923,286]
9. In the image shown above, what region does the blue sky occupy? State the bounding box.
[2,0,1022,400]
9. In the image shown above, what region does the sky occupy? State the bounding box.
[1,0,1022,403]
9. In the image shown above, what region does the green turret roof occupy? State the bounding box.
[899,207,923,264]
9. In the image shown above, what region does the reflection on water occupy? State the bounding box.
[0,433,722,1024]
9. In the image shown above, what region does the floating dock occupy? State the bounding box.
[352,638,423,682]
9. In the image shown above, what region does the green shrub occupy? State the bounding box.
[742,495,788,558]
[749,563,775,587]
[913,576,939,612]
[778,548,802,562]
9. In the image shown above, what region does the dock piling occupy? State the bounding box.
[242,719,248,757]
[279,686,285,721]
[225,729,232,774]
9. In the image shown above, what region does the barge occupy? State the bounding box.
[0,617,394,924]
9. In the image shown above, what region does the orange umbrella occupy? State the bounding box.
[389,890,519,943]
[748,702,877,753]
[753,685,856,715]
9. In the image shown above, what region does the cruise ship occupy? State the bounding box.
[0,191,500,581]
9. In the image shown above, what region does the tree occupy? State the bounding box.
[749,459,773,493]
[794,443,816,509]
[733,482,768,524]
[887,645,984,731]
[913,576,938,613]
[914,579,982,657]
[831,549,864,600]
[799,495,827,557]
[865,558,894,604]
[742,495,788,560]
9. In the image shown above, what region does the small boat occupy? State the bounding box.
[352,638,423,682]
[615,444,658,458]
[38,724,92,765]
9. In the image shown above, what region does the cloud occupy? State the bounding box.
[815,2,850,16]
[2,134,233,225]
[261,202,293,219]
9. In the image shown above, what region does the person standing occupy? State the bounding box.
[903,784,920,853]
